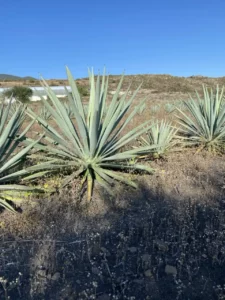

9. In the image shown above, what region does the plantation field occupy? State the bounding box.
[0,72,225,299]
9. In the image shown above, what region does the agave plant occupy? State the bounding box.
[83,103,109,118]
[150,104,160,114]
[177,85,225,151]
[8,100,29,123]
[9,100,21,116]
[63,102,74,118]
[164,103,175,113]
[27,67,157,200]
[141,120,178,158]
[39,105,52,120]
[0,101,48,212]
[174,100,186,111]
[137,102,146,114]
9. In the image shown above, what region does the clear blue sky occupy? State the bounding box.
[1,0,225,78]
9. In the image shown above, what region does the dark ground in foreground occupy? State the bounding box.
[0,151,225,299]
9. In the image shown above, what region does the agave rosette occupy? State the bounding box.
[0,100,48,211]
[177,85,225,151]
[27,67,157,200]
[140,120,178,158]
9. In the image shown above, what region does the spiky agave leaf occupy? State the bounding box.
[8,100,23,118]
[137,102,146,114]
[0,100,51,212]
[176,85,225,152]
[140,120,178,158]
[63,102,74,118]
[27,67,157,200]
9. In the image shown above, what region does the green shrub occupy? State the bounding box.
[3,86,33,103]
[28,79,36,84]
[77,84,89,97]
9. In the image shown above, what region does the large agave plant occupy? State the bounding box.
[27,67,156,200]
[177,85,225,151]
[141,120,178,158]
[0,101,47,212]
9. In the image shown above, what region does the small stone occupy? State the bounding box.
[51,272,60,281]
[144,269,153,277]
[128,247,137,253]
[165,265,177,275]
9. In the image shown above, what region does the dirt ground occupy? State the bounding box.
[0,151,225,299]
[0,77,225,299]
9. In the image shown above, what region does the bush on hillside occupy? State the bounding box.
[77,83,89,96]
[3,86,33,103]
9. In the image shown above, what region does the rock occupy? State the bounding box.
[165,265,177,275]
[51,272,60,281]
[110,91,125,96]
[144,269,153,277]
[128,247,137,253]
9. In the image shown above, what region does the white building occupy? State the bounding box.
[0,86,72,102]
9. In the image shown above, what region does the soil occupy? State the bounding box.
[0,150,225,299]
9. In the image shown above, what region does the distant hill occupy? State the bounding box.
[0,74,37,81]
[0,73,225,94]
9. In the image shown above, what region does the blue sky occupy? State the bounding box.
[1,0,225,78]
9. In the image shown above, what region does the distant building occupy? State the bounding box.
[0,86,71,102]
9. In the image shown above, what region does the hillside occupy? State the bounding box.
[0,74,37,81]
[1,73,225,94]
